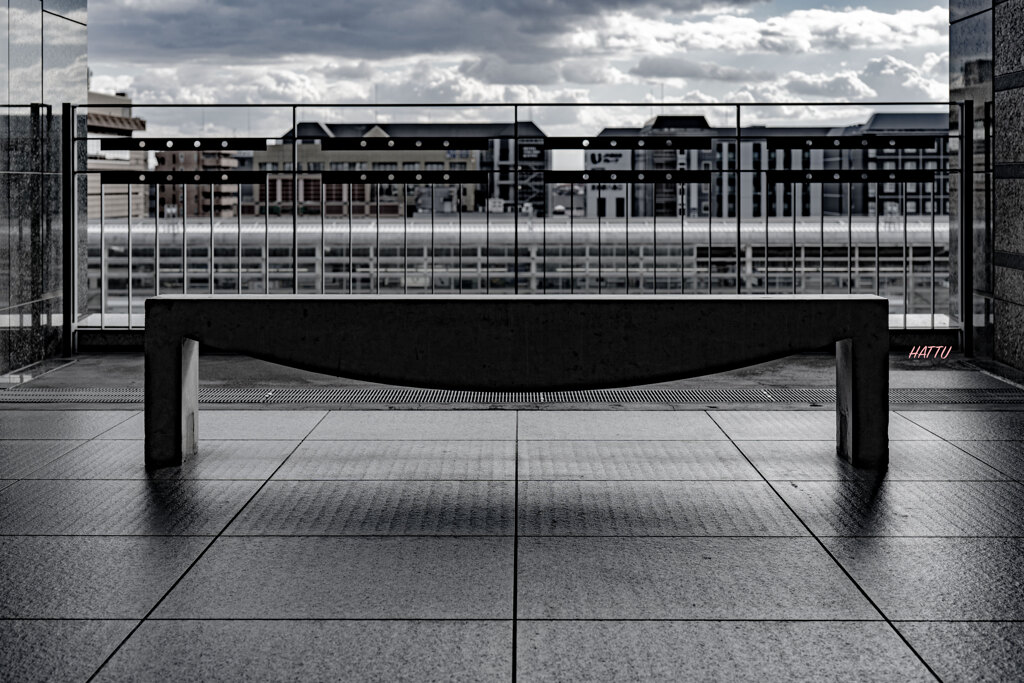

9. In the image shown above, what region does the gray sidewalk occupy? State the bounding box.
[1,356,1023,680]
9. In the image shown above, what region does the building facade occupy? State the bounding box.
[250,121,547,218]
[586,113,951,222]
[155,149,240,218]
[86,91,147,220]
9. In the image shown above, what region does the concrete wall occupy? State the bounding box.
[0,0,88,373]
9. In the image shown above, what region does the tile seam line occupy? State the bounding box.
[512,410,519,683]
[705,411,943,682]
[84,411,331,682]
[4,617,899,623]
[894,412,1023,483]
[4,533,1024,539]
[5,412,140,494]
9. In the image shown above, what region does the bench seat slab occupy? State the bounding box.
[145,295,889,469]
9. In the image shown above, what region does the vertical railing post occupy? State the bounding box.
[961,100,974,356]
[61,103,75,354]
[209,183,215,294]
[155,184,161,297]
[292,105,299,294]
[735,105,742,294]
[127,185,133,329]
[514,105,519,294]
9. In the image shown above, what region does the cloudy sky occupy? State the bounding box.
[87,0,950,135]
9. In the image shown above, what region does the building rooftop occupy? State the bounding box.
[284,121,547,140]
[2,353,1024,679]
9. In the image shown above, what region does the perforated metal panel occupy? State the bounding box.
[2,386,1023,405]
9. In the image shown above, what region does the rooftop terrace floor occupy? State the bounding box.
[1,353,1023,680]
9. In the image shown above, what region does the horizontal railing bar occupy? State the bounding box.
[993,163,1024,178]
[766,170,937,183]
[320,136,494,151]
[535,136,714,151]
[100,137,268,151]
[75,100,954,108]
[99,170,269,184]
[543,170,711,183]
[320,170,489,183]
[765,135,947,150]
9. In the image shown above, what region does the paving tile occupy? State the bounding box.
[225,480,513,536]
[737,440,1009,481]
[710,411,936,441]
[777,480,1024,537]
[898,410,1024,441]
[898,622,1024,683]
[519,440,759,480]
[273,440,514,480]
[0,440,86,478]
[27,440,300,480]
[517,621,931,682]
[889,369,1012,389]
[518,481,806,536]
[825,537,1024,619]
[0,479,260,535]
[155,537,512,619]
[99,410,327,441]
[0,536,208,618]
[95,620,511,682]
[519,411,726,441]
[307,410,517,441]
[0,411,137,440]
[951,441,1024,481]
[517,537,876,619]
[0,620,137,683]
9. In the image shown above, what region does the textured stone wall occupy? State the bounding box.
[994,0,1024,368]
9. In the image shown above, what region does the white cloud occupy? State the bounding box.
[782,70,877,99]
[630,55,772,82]
[598,6,948,56]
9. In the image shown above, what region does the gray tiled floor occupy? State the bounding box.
[2,405,1023,680]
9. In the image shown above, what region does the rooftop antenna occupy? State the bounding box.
[373,84,378,123]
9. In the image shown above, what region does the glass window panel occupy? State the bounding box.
[10,0,42,104]
[950,0,991,23]
[43,13,87,106]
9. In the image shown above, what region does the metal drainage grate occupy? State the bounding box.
[2,386,1024,405]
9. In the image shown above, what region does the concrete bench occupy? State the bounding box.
[144,294,889,469]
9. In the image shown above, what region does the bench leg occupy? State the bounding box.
[835,338,889,470]
[145,337,199,468]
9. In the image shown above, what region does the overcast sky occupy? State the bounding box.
[87,0,950,135]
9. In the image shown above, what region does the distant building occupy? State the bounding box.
[251,121,548,217]
[585,113,950,221]
[155,149,239,218]
[86,91,147,219]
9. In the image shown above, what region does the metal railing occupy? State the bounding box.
[61,100,973,342]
